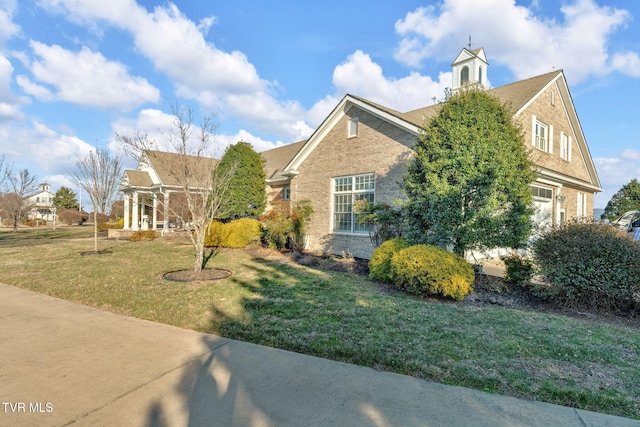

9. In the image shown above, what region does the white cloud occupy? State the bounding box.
[394,0,638,84]
[594,151,640,208]
[216,130,282,154]
[0,53,25,121]
[17,42,160,110]
[0,120,95,178]
[0,0,20,44]
[332,50,450,111]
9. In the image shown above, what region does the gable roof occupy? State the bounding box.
[260,140,306,182]
[280,70,601,192]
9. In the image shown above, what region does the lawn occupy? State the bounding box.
[1,226,639,419]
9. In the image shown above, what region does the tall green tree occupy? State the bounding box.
[53,186,80,210]
[216,141,266,219]
[403,89,537,256]
[601,178,640,222]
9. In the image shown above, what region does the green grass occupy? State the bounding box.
[1,226,639,419]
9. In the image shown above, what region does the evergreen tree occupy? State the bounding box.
[216,141,266,219]
[403,89,537,256]
[53,186,80,210]
[602,178,640,221]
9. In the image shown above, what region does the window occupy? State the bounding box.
[534,120,547,151]
[577,192,587,217]
[531,185,553,200]
[559,132,572,162]
[460,66,469,83]
[550,90,555,106]
[348,118,358,138]
[282,186,290,201]
[478,66,483,85]
[332,173,375,233]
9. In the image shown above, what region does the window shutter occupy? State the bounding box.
[549,125,554,154]
[568,136,573,162]
[531,115,537,147]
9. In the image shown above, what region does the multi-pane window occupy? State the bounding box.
[534,120,548,152]
[333,173,375,233]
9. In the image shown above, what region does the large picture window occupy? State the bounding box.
[332,173,375,233]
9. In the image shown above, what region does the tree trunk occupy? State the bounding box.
[194,239,204,272]
[94,212,98,253]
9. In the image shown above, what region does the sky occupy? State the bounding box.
[1,0,639,209]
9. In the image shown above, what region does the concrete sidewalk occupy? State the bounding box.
[1,283,638,427]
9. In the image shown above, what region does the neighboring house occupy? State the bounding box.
[119,150,216,230]
[120,47,602,259]
[27,183,56,222]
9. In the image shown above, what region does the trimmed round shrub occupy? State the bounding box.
[205,218,262,248]
[532,221,640,311]
[205,221,226,247]
[224,218,262,248]
[369,238,408,283]
[390,245,475,300]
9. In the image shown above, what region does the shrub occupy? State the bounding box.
[369,238,408,283]
[501,254,535,285]
[97,221,124,232]
[532,220,640,311]
[390,245,475,300]
[128,230,158,241]
[58,209,88,225]
[205,218,262,248]
[260,200,314,251]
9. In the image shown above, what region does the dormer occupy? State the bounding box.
[451,47,489,92]
[40,183,51,193]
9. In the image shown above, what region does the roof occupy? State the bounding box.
[487,70,560,114]
[124,170,153,187]
[143,150,218,187]
[260,140,306,181]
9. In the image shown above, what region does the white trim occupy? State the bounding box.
[283,95,421,173]
[548,124,554,154]
[535,167,602,192]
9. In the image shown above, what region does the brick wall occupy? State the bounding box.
[292,106,415,258]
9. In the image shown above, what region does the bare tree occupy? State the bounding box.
[71,148,123,252]
[117,101,236,272]
[0,166,39,231]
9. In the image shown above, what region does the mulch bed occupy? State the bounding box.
[163,268,231,282]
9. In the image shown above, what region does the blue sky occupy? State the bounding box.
[1,0,639,209]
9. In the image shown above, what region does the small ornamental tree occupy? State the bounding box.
[216,141,266,219]
[0,167,38,232]
[71,148,123,252]
[403,89,536,256]
[602,178,640,222]
[53,186,80,210]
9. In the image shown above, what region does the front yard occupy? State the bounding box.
[1,226,639,419]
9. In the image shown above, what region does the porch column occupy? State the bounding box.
[152,193,158,230]
[132,191,139,231]
[141,196,148,230]
[163,191,170,230]
[123,194,130,230]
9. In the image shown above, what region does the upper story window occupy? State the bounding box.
[348,118,359,138]
[478,66,483,85]
[560,131,572,162]
[332,173,374,234]
[460,66,469,84]
[534,120,547,151]
[532,115,553,153]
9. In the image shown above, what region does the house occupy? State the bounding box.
[119,47,602,259]
[119,150,217,230]
[27,183,56,222]
[274,47,602,259]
